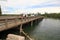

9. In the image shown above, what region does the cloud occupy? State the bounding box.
[0,0,60,14]
[26,0,60,9]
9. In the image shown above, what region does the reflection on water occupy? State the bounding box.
[24,18,60,40]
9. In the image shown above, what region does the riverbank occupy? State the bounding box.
[41,13,60,19]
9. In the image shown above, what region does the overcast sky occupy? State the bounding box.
[0,0,60,14]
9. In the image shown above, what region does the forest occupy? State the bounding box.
[41,12,60,18]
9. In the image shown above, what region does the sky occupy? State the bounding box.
[0,0,60,14]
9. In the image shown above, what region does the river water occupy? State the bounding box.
[23,18,60,40]
[0,18,60,40]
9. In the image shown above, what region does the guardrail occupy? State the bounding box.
[0,16,43,32]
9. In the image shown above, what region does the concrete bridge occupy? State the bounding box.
[0,16,43,32]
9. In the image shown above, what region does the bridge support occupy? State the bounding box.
[20,24,23,35]
[19,24,34,40]
[31,21,33,27]
[34,20,38,24]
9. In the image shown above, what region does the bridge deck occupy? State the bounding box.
[0,16,43,32]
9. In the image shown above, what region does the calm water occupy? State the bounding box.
[0,18,60,40]
[24,18,60,40]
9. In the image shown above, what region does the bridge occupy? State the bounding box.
[0,6,44,40]
[0,16,43,32]
[0,15,44,40]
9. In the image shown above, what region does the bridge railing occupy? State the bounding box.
[0,16,43,31]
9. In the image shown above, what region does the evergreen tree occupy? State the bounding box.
[0,6,2,15]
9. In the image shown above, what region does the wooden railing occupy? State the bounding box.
[0,16,43,32]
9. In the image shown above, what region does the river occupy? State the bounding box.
[23,18,60,40]
[0,18,60,40]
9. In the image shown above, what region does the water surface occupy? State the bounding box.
[24,18,60,40]
[0,18,60,40]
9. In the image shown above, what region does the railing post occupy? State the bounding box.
[24,17,26,21]
[5,19,8,27]
[14,18,18,25]
[21,18,23,22]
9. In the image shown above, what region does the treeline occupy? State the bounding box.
[0,6,2,15]
[41,13,60,18]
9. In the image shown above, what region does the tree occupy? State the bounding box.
[27,14,31,16]
[37,12,41,16]
[0,6,2,15]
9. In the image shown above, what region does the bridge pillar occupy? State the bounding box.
[34,19,37,24]
[31,21,33,27]
[37,19,39,23]
[20,24,23,35]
